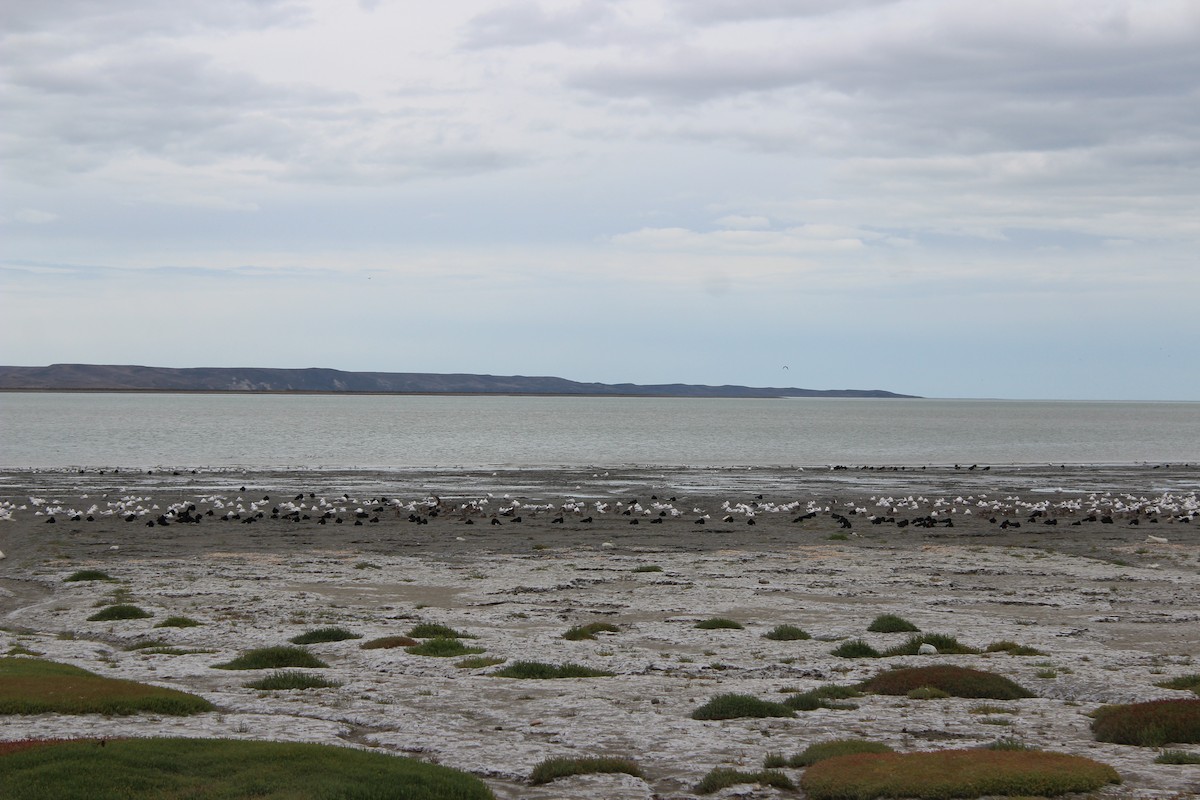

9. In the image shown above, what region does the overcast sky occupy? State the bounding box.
[3,1,1198,400]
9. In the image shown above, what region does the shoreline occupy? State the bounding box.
[1,466,1198,798]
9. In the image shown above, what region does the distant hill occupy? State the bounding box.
[0,364,917,399]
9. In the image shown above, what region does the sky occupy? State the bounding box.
[2,0,1198,400]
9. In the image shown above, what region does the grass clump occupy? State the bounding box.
[632,564,663,573]
[455,656,506,669]
[289,627,361,645]
[1157,674,1200,695]
[691,693,795,720]
[243,671,342,691]
[784,684,862,711]
[64,570,115,582]
[775,739,894,768]
[831,639,881,658]
[212,646,328,670]
[86,604,151,622]
[1155,749,1200,764]
[800,749,1119,800]
[0,657,212,716]
[907,686,951,700]
[407,623,470,639]
[563,622,620,641]
[1091,698,1200,746]
[986,640,1044,656]
[860,665,1035,699]
[868,613,920,633]
[405,638,485,658]
[883,633,981,656]
[0,738,495,799]
[529,756,642,785]
[763,624,810,641]
[360,635,418,650]
[695,768,794,795]
[695,617,743,630]
[154,616,202,628]
[491,661,614,679]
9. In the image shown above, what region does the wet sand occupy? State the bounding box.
[1,465,1198,798]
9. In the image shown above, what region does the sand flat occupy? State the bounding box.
[1,465,1198,798]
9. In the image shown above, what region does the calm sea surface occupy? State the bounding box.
[0,393,1197,470]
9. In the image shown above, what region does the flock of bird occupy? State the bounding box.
[2,486,1197,533]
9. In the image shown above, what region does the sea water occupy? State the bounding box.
[2,393,1197,470]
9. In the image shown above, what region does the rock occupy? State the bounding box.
[918,643,938,655]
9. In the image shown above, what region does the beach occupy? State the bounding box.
[1,465,1198,798]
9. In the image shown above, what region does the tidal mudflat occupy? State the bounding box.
[1,465,1198,798]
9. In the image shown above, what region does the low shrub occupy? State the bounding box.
[763,624,810,641]
[868,613,919,633]
[1155,749,1200,764]
[360,636,418,650]
[695,768,794,795]
[455,656,506,669]
[64,570,115,582]
[784,684,861,711]
[529,756,642,785]
[244,671,342,691]
[632,565,663,573]
[1156,674,1200,695]
[212,646,328,670]
[563,622,620,641]
[407,623,470,639]
[908,686,950,700]
[883,633,981,656]
[405,638,485,658]
[800,749,1120,800]
[831,639,881,658]
[692,693,794,720]
[695,618,743,630]
[87,604,151,622]
[491,661,613,679]
[0,738,495,799]
[860,665,1035,699]
[1091,698,1200,746]
[986,640,1044,656]
[288,627,361,645]
[0,657,213,716]
[154,616,202,628]
[780,739,894,767]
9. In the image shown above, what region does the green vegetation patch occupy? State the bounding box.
[455,656,506,670]
[763,624,810,641]
[831,639,881,658]
[1155,749,1200,764]
[64,570,115,583]
[868,613,920,633]
[1157,674,1200,695]
[244,671,342,691]
[1091,698,1200,747]
[883,633,981,656]
[694,617,743,630]
[0,737,495,799]
[784,684,862,712]
[563,622,620,641]
[405,638,485,658]
[212,646,328,670]
[631,565,663,573]
[361,636,418,650]
[407,623,471,639]
[860,665,1034,699]
[986,640,1044,656]
[800,749,1120,800]
[289,627,362,645]
[694,768,794,795]
[491,661,614,679]
[86,604,151,622]
[0,657,212,716]
[773,739,894,768]
[154,616,202,628]
[692,693,795,720]
[529,756,642,785]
